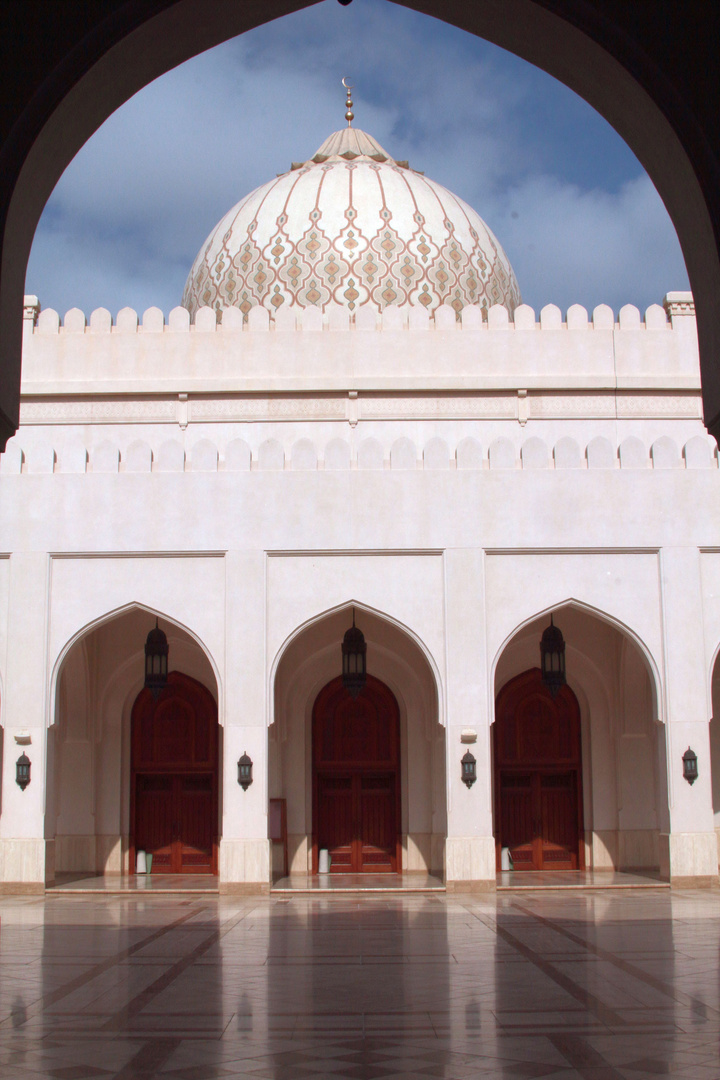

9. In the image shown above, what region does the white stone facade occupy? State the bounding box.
[1,288,719,890]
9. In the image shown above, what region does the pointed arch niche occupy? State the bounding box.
[271,605,445,878]
[494,603,667,874]
[49,605,219,877]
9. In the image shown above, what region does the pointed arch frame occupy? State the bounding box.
[48,600,222,732]
[268,597,444,730]
[489,597,664,727]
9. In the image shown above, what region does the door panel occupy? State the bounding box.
[499,770,580,870]
[495,669,583,872]
[131,671,219,875]
[318,775,354,871]
[499,773,535,869]
[313,675,400,874]
[135,775,173,872]
[178,775,214,873]
[360,775,395,871]
[540,772,578,869]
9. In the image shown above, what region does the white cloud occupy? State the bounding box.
[493,173,689,313]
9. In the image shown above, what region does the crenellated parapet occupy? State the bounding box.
[20,295,700,395]
[26,296,695,334]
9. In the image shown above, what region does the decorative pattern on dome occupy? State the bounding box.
[182,128,521,320]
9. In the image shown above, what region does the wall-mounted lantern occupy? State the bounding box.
[540,615,566,697]
[341,608,367,698]
[238,752,253,791]
[15,752,31,791]
[461,750,477,788]
[682,746,698,785]
[144,618,169,699]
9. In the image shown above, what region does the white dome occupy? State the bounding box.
[182,126,521,319]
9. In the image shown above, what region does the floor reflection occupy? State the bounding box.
[0,888,718,1078]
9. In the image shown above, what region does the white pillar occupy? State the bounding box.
[218,550,270,890]
[659,547,717,884]
[0,552,51,888]
[443,548,495,889]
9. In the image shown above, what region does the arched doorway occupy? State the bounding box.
[494,668,583,871]
[49,606,219,879]
[312,674,401,874]
[131,671,218,874]
[271,604,445,878]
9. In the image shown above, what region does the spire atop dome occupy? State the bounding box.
[342,76,354,127]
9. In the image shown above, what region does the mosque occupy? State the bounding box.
[2,85,720,893]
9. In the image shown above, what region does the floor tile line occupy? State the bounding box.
[0,905,209,1030]
[511,898,720,1018]
[100,908,252,1032]
[466,907,628,1029]
[548,1032,628,1079]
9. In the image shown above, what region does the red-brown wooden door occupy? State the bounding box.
[313,675,400,873]
[494,669,583,871]
[131,672,218,874]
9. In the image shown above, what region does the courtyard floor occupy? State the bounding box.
[0,888,718,1079]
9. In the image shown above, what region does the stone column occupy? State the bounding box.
[443,548,496,890]
[218,549,270,891]
[659,546,717,885]
[0,551,51,890]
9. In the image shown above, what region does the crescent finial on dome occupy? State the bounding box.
[342,76,354,127]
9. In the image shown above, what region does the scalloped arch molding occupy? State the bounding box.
[1,0,718,446]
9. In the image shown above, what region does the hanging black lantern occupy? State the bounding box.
[461,750,477,788]
[341,609,367,698]
[682,746,698,785]
[238,752,253,790]
[15,752,31,790]
[144,618,168,699]
[540,615,566,697]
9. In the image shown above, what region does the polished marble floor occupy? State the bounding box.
[496,870,668,891]
[271,872,445,893]
[1,888,719,1079]
[50,874,220,894]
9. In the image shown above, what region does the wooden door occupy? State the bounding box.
[494,669,583,871]
[134,773,215,873]
[313,675,400,873]
[131,672,218,875]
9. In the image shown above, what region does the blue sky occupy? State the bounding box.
[25,0,690,318]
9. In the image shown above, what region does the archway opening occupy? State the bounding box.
[271,604,445,879]
[494,604,666,874]
[50,606,219,879]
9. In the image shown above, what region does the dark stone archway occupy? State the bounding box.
[1,1,718,441]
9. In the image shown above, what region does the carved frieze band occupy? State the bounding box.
[615,394,702,418]
[20,399,177,424]
[16,386,703,427]
[18,389,703,426]
[360,395,516,419]
[189,397,346,421]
